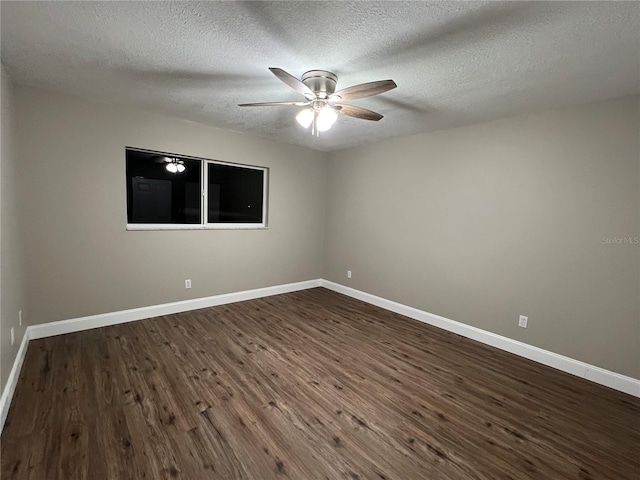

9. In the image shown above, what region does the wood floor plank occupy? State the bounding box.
[2,288,638,479]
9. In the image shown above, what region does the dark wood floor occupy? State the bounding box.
[1,288,638,479]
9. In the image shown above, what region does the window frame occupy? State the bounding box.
[125,147,269,231]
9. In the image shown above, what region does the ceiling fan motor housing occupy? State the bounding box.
[301,70,338,98]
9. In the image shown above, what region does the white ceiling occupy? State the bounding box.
[1,1,638,152]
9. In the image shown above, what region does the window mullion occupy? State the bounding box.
[202,160,208,225]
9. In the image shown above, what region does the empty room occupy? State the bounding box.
[0,1,638,479]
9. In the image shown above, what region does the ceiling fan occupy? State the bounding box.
[239,68,397,136]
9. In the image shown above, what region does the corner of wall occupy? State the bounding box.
[319,150,333,280]
[0,64,29,397]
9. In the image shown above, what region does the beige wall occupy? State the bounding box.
[14,85,327,326]
[1,65,28,394]
[324,96,640,378]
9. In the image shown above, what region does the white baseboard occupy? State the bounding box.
[2,277,637,436]
[0,327,30,432]
[29,279,322,340]
[320,280,640,398]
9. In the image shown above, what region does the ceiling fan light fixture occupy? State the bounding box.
[165,158,185,174]
[296,108,314,129]
[316,106,338,132]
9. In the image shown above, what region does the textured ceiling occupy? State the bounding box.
[1,1,639,152]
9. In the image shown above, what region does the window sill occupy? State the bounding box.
[126,224,268,231]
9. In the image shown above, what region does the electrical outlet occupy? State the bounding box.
[185,279,192,289]
[518,315,528,328]
[347,270,352,279]
[19,310,22,327]
[11,328,15,346]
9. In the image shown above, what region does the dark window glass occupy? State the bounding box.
[208,163,264,223]
[126,149,201,224]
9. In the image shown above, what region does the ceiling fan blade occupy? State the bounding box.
[238,101,310,107]
[269,67,315,99]
[334,104,384,121]
[330,79,397,102]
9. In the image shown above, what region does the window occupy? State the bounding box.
[126,148,268,229]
